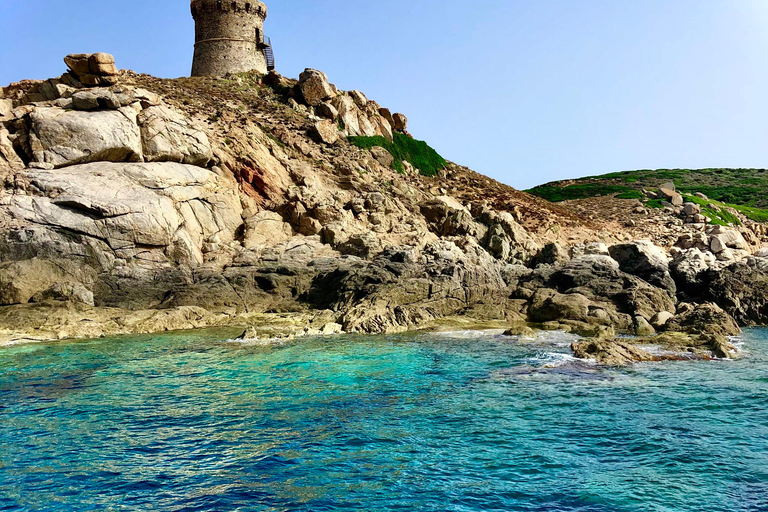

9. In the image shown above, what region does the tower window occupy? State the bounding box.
[245,3,251,11]
[232,1,237,9]
[216,0,222,9]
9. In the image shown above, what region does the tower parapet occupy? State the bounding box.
[191,0,272,77]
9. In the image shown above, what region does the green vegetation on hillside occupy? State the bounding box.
[567,168,768,207]
[526,184,640,202]
[348,134,447,177]
[527,168,768,225]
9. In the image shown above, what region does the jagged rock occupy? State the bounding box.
[337,233,382,258]
[373,115,394,142]
[29,106,142,167]
[698,262,768,326]
[64,53,119,87]
[317,102,338,120]
[609,240,676,295]
[529,289,594,324]
[312,119,340,145]
[504,324,537,337]
[138,105,213,166]
[420,196,481,238]
[299,68,334,106]
[543,255,675,323]
[571,339,657,365]
[330,95,361,136]
[377,107,393,126]
[348,90,368,108]
[298,216,322,236]
[88,52,118,76]
[664,302,740,337]
[476,209,540,265]
[393,113,408,131]
[0,126,25,169]
[670,248,717,290]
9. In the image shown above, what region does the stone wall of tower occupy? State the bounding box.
[191,0,268,77]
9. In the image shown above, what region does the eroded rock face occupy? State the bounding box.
[10,162,242,262]
[29,106,142,167]
[609,240,676,295]
[1,63,767,347]
[138,105,213,166]
[0,258,95,306]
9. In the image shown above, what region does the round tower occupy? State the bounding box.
[190,0,271,77]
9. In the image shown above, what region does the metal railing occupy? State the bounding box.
[263,37,275,71]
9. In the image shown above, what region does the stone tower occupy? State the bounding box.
[190,0,273,77]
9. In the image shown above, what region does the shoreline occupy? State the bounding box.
[0,305,745,366]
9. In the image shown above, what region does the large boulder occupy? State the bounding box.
[393,113,408,131]
[609,240,676,295]
[299,69,335,107]
[312,120,340,145]
[330,95,361,136]
[698,262,768,325]
[138,105,213,166]
[64,52,119,87]
[529,289,594,324]
[10,162,242,260]
[670,247,717,291]
[664,302,740,337]
[658,187,683,206]
[28,106,142,167]
[709,227,747,253]
[545,255,675,323]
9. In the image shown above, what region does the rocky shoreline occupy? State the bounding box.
[1,55,766,363]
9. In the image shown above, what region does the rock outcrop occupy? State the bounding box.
[0,56,762,361]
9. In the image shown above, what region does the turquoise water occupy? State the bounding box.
[1,328,767,512]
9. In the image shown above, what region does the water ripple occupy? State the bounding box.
[0,329,767,511]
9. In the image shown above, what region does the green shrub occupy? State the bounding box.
[615,190,644,200]
[348,134,447,177]
[527,184,638,202]
[645,199,666,209]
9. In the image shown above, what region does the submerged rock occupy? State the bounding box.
[571,339,657,366]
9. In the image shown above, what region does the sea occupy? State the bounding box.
[1,327,767,512]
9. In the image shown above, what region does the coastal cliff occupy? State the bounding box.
[1,54,767,362]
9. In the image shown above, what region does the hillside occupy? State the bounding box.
[528,168,768,224]
[2,53,768,363]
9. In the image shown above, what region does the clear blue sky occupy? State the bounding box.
[3,0,768,189]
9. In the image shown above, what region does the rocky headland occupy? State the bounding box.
[1,54,766,363]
